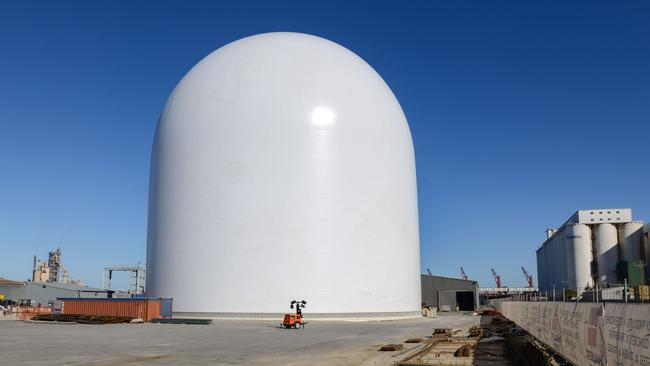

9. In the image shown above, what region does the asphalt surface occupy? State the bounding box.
[0,313,480,365]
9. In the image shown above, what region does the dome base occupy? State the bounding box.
[172,310,422,322]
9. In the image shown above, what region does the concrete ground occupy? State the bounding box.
[0,313,480,365]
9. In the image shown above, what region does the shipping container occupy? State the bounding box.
[617,261,646,287]
[58,298,172,321]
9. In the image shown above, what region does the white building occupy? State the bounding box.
[145,33,421,318]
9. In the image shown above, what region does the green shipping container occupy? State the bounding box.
[617,261,646,286]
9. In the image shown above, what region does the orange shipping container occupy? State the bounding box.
[59,298,171,321]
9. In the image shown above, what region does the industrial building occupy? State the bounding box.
[146,32,421,318]
[536,208,647,297]
[31,247,83,286]
[0,247,110,306]
[421,274,479,311]
[0,278,112,306]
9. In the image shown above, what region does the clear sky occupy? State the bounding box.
[1,1,649,289]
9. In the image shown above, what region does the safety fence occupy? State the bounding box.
[493,301,650,366]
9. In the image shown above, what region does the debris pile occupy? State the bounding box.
[31,314,133,324]
[405,338,422,343]
[383,310,559,365]
[379,344,404,351]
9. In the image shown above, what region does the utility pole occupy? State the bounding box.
[624,278,628,303]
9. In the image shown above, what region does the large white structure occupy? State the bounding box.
[146,33,421,317]
[537,208,646,297]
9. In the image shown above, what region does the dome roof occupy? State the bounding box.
[146,33,420,316]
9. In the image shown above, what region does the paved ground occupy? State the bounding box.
[0,313,480,365]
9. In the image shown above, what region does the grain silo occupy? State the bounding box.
[565,224,593,292]
[537,208,646,296]
[145,33,421,318]
[595,223,619,284]
[621,222,644,262]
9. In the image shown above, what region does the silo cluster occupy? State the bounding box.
[536,209,646,297]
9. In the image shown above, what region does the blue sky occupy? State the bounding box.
[1,1,649,289]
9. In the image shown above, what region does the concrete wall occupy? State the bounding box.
[493,301,650,366]
[421,275,478,311]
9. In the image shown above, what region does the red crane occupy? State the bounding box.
[521,266,534,288]
[491,268,502,288]
[460,267,468,281]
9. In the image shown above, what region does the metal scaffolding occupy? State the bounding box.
[103,265,146,295]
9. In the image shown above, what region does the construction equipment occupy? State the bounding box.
[491,268,502,288]
[103,264,147,295]
[426,268,432,276]
[521,267,534,288]
[460,267,468,281]
[282,300,306,329]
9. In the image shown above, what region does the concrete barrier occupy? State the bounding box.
[602,303,650,366]
[493,301,650,366]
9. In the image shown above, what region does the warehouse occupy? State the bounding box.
[0,278,112,306]
[421,274,479,312]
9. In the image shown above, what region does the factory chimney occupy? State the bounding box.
[32,255,37,282]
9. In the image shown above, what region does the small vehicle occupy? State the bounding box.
[282,300,306,329]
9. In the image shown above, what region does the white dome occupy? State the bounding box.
[146,32,420,317]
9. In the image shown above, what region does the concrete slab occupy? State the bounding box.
[0,312,480,365]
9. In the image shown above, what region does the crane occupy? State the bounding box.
[491,268,502,288]
[460,267,468,281]
[521,266,534,288]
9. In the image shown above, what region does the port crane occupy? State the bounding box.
[491,268,502,288]
[521,266,534,288]
[460,267,468,281]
